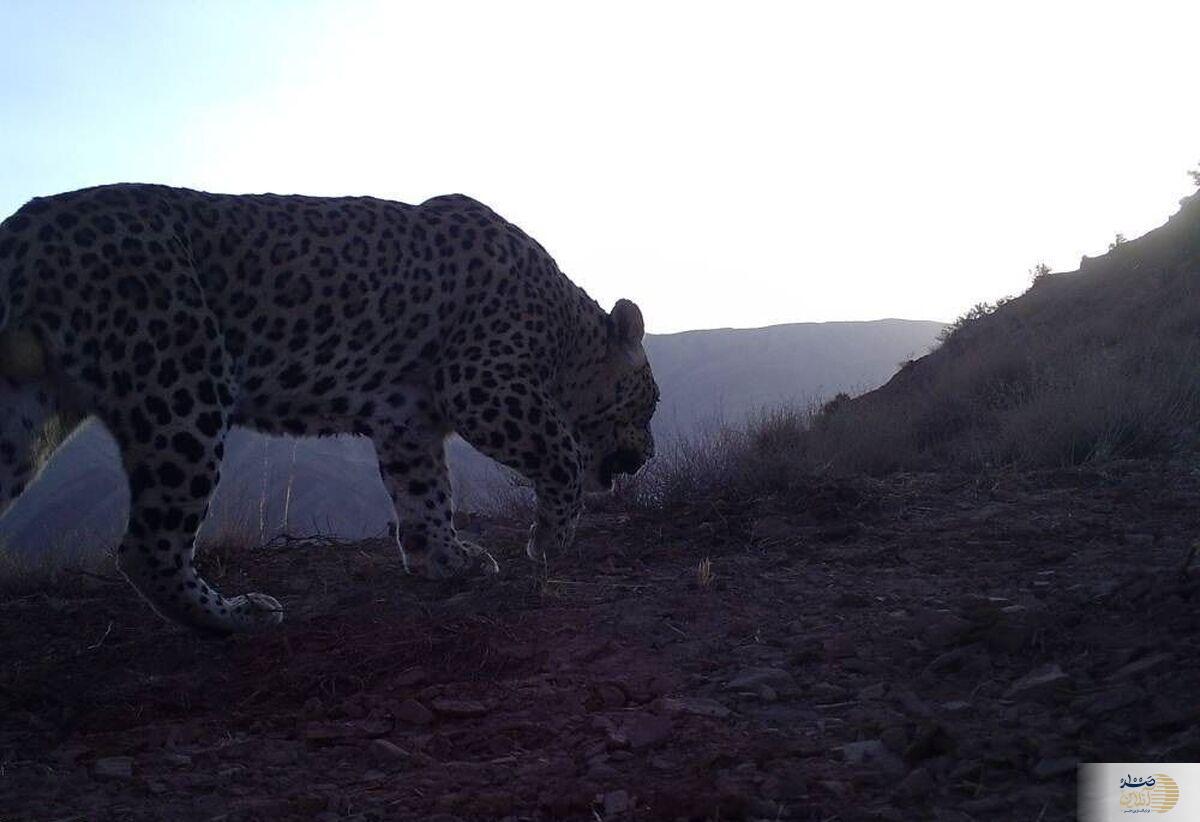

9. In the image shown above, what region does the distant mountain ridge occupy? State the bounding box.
[644,319,945,437]
[0,318,945,557]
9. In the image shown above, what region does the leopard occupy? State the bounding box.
[0,184,658,636]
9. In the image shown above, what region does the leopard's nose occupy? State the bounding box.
[609,448,645,476]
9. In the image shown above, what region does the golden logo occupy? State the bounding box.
[1119,773,1180,814]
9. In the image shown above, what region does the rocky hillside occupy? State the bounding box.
[3,461,1197,819]
[814,191,1200,471]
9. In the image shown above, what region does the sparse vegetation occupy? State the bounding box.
[1029,262,1052,286]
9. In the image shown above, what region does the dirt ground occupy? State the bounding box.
[2,460,1199,820]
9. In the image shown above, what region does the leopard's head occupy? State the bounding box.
[567,299,659,493]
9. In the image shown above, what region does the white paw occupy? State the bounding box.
[225,592,284,631]
[410,543,500,579]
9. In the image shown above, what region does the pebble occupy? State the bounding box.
[659,696,731,719]
[394,698,435,725]
[1033,757,1078,780]
[895,767,934,798]
[369,739,410,764]
[1110,653,1173,682]
[622,713,673,750]
[430,698,490,718]
[1004,663,1070,701]
[726,667,795,691]
[601,789,633,815]
[92,756,134,780]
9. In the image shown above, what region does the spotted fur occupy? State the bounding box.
[0,184,658,636]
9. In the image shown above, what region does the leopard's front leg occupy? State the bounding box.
[372,406,498,579]
[434,364,584,563]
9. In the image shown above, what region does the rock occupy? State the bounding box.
[395,698,435,725]
[915,610,974,649]
[859,682,887,700]
[823,634,857,660]
[881,726,908,754]
[594,683,627,709]
[394,666,428,686]
[1004,664,1070,701]
[1033,756,1077,780]
[1082,685,1143,717]
[257,742,301,766]
[369,739,410,765]
[660,696,731,719]
[942,700,972,715]
[601,789,632,815]
[726,667,795,692]
[811,682,850,702]
[623,714,673,750]
[751,516,793,542]
[430,698,490,718]
[895,767,933,798]
[984,610,1035,652]
[304,719,392,741]
[1110,653,1173,682]
[93,756,134,780]
[51,744,90,766]
[903,723,956,763]
[838,739,904,774]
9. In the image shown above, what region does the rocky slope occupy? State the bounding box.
[3,460,1197,819]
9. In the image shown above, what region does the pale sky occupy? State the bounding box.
[2,1,1198,333]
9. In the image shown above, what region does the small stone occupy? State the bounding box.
[942,700,972,715]
[903,722,956,763]
[859,682,887,700]
[839,739,904,774]
[1032,756,1077,780]
[751,516,793,542]
[430,698,490,718]
[395,699,435,725]
[896,767,934,798]
[823,634,857,660]
[93,756,134,780]
[623,714,673,750]
[602,789,632,815]
[916,610,974,649]
[726,667,795,691]
[659,696,731,719]
[595,683,627,709]
[369,739,410,764]
[146,780,168,794]
[257,742,301,766]
[759,685,778,702]
[1110,653,1173,682]
[302,696,324,716]
[880,726,908,754]
[51,745,90,766]
[1082,685,1143,717]
[394,666,428,686]
[1004,663,1070,701]
[163,752,193,767]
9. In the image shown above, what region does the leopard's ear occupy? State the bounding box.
[608,299,647,367]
